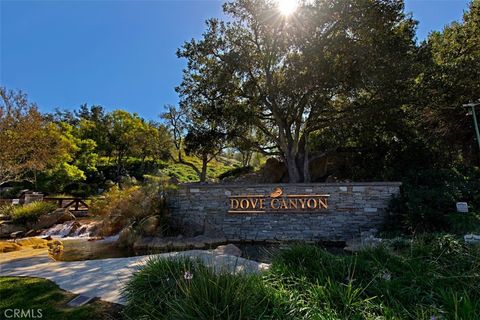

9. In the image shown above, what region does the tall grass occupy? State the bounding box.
[9,201,56,224]
[123,238,480,319]
[122,257,272,320]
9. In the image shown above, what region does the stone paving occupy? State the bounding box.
[0,250,269,305]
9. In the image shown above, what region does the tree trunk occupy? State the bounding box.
[116,154,123,182]
[303,134,311,183]
[285,152,302,183]
[200,153,208,182]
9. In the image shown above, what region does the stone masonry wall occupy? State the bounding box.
[169,182,401,241]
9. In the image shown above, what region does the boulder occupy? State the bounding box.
[132,237,149,250]
[0,222,26,238]
[118,226,136,248]
[0,241,21,253]
[28,208,75,230]
[25,229,42,237]
[192,235,227,246]
[139,216,161,237]
[258,158,287,183]
[47,239,64,255]
[10,231,25,238]
[16,237,49,249]
[100,215,128,236]
[213,244,242,257]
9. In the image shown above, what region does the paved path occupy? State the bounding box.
[0,250,269,305]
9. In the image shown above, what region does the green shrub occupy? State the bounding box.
[218,166,254,180]
[90,179,171,237]
[10,201,57,224]
[388,166,480,232]
[447,212,480,234]
[265,242,480,319]
[0,203,16,218]
[122,257,272,320]
[123,241,480,320]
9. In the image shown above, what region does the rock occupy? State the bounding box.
[193,242,206,249]
[152,239,170,250]
[87,236,104,241]
[28,208,75,230]
[193,235,227,246]
[172,241,187,250]
[47,239,64,255]
[258,158,287,183]
[100,215,128,236]
[0,241,21,253]
[139,216,160,237]
[0,222,26,238]
[16,237,49,249]
[213,244,242,257]
[25,229,42,237]
[118,226,136,248]
[131,236,148,250]
[162,250,270,274]
[10,231,24,238]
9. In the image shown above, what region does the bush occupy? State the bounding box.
[9,201,57,224]
[218,166,254,181]
[123,240,480,319]
[90,177,171,237]
[264,242,480,319]
[122,258,272,320]
[0,203,15,218]
[388,166,480,232]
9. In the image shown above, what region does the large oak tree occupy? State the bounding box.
[178,0,417,182]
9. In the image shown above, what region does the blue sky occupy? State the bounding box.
[0,0,472,120]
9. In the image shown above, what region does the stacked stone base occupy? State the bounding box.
[170,182,400,241]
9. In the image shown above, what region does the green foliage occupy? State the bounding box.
[448,212,480,234]
[178,0,418,182]
[218,166,254,181]
[160,155,235,182]
[123,258,272,320]
[388,166,480,232]
[124,240,480,319]
[35,105,176,195]
[0,88,79,186]
[418,0,480,163]
[0,203,15,218]
[0,277,119,320]
[268,241,480,319]
[90,178,171,237]
[9,201,56,224]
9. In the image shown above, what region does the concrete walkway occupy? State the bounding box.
[0,250,269,305]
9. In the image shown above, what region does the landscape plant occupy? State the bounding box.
[8,201,57,224]
[90,177,171,238]
[388,166,480,232]
[123,239,480,319]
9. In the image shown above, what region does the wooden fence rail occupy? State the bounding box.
[43,197,89,211]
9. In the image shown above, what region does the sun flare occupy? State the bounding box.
[277,0,298,16]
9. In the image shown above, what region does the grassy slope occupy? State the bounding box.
[159,154,239,182]
[0,277,122,320]
[96,154,239,183]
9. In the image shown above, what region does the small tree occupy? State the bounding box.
[161,105,225,182]
[0,87,74,186]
